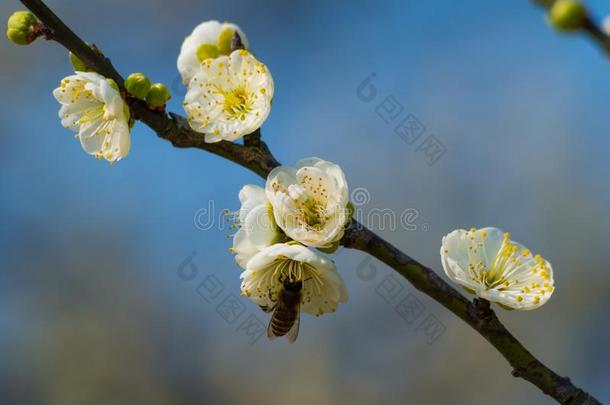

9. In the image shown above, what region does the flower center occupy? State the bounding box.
[298,198,326,228]
[244,258,325,305]
[472,232,549,292]
[220,86,253,121]
[481,236,519,288]
[78,104,105,125]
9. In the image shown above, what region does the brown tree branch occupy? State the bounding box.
[16,0,601,403]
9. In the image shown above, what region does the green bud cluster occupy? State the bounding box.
[549,0,587,32]
[6,10,38,45]
[124,72,170,108]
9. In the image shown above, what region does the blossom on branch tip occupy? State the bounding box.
[265,158,350,248]
[240,243,348,316]
[177,20,249,84]
[183,50,274,142]
[232,184,282,268]
[53,72,131,163]
[440,227,554,310]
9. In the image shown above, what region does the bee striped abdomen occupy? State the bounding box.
[269,307,298,337]
[267,281,302,342]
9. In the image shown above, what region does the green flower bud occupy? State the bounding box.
[217,27,236,55]
[6,28,29,45]
[7,11,37,30]
[196,43,219,62]
[125,72,152,100]
[549,0,587,31]
[6,10,38,45]
[146,83,171,107]
[69,51,88,71]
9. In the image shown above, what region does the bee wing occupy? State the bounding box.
[267,312,279,340]
[286,303,301,343]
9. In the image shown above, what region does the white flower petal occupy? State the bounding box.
[243,204,278,249]
[233,228,259,269]
[232,184,280,269]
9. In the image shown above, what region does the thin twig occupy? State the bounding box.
[16,1,601,403]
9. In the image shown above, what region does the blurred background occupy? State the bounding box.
[2,0,610,404]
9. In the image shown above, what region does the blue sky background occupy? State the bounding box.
[1,1,610,404]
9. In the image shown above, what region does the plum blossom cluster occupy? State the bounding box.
[49,20,272,163]
[231,158,351,340]
[8,11,556,342]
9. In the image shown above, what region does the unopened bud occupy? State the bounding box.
[6,10,38,45]
[549,0,587,32]
[125,72,151,100]
[146,83,171,107]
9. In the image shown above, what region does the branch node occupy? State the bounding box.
[243,128,262,147]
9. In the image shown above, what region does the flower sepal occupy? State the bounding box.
[316,240,340,254]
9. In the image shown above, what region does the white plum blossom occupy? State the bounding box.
[183,50,274,143]
[177,20,249,84]
[240,243,349,316]
[231,184,281,268]
[440,227,554,310]
[265,158,350,248]
[53,72,130,163]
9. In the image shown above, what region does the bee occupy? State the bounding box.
[262,279,302,343]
